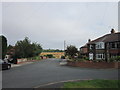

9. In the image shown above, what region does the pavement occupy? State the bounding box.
[11,60,43,68]
[11,62,34,68]
[2,58,119,88]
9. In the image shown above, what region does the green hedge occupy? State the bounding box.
[27,56,41,60]
[109,56,120,62]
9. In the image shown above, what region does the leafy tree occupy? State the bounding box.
[31,42,42,56]
[0,35,7,59]
[15,37,33,58]
[15,37,42,58]
[7,45,13,51]
[65,45,78,59]
[42,49,64,52]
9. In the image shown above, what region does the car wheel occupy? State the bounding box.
[7,65,11,69]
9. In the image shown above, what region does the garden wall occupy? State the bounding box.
[16,59,38,64]
[67,61,120,69]
[17,58,28,64]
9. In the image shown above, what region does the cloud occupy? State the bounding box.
[2,2,118,49]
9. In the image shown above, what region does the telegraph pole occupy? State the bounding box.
[64,40,66,57]
[64,40,66,51]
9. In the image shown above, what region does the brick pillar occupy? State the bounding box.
[114,62,118,68]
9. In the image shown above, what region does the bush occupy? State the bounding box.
[109,56,120,62]
[46,54,53,58]
[76,59,84,62]
[93,59,102,62]
[27,56,40,60]
[84,57,89,60]
[61,56,65,59]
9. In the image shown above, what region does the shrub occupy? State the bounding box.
[84,57,89,60]
[61,56,65,59]
[27,56,40,60]
[46,54,53,58]
[109,56,120,62]
[77,59,86,62]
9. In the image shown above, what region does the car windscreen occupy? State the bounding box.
[0,59,4,64]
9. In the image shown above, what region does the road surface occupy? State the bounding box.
[2,58,118,88]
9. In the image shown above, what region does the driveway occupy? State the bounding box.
[2,58,118,88]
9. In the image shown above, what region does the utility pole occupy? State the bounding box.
[64,40,66,57]
[64,40,66,51]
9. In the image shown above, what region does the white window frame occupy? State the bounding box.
[96,42,104,49]
[96,54,105,60]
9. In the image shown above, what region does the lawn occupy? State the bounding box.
[63,79,119,88]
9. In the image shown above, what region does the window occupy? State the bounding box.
[116,42,120,48]
[109,42,118,49]
[96,44,100,49]
[96,42,104,49]
[90,45,93,50]
[96,54,104,59]
[111,43,115,48]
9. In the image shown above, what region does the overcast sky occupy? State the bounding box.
[1,2,118,50]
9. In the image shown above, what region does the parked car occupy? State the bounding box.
[59,59,67,65]
[0,59,11,70]
[60,61,67,65]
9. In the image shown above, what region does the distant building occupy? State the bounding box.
[87,29,120,61]
[40,52,65,58]
[79,44,88,58]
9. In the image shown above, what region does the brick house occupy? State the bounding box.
[79,44,88,58]
[87,29,120,61]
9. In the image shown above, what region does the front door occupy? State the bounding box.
[89,53,93,60]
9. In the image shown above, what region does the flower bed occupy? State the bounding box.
[67,61,120,69]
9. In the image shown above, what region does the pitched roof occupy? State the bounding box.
[80,44,87,48]
[88,32,120,44]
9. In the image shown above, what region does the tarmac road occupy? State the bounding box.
[2,58,118,88]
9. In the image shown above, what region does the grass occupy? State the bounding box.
[63,79,119,88]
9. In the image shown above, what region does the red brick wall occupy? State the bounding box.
[82,47,88,53]
[67,61,120,69]
[109,49,120,53]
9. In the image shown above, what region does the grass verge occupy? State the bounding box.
[63,79,119,88]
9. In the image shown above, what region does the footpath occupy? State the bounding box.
[11,60,40,68]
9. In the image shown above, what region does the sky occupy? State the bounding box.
[1,2,118,50]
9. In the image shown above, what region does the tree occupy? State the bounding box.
[7,45,13,51]
[14,37,42,58]
[42,49,64,52]
[15,37,33,58]
[31,42,42,56]
[0,35,7,59]
[65,45,78,59]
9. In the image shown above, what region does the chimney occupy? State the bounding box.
[111,28,115,34]
[88,39,91,42]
